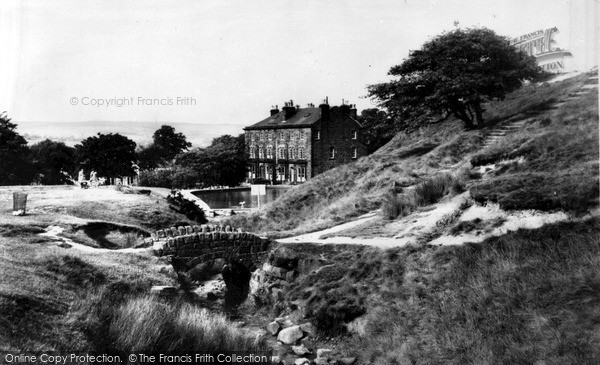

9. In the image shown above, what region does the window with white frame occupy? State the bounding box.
[352,130,357,139]
[266,146,273,159]
[250,146,256,158]
[260,131,265,141]
[298,166,306,179]
[352,147,357,158]
[330,147,336,159]
[315,130,320,140]
[289,146,296,160]
[258,147,264,158]
[298,147,305,159]
[278,147,285,159]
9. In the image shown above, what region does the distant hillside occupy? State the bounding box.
[15,121,245,148]
[228,71,599,237]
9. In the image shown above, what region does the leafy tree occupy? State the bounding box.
[176,134,246,188]
[358,108,397,154]
[368,28,546,129]
[30,139,76,184]
[0,112,35,185]
[136,144,165,170]
[152,125,192,162]
[75,133,137,177]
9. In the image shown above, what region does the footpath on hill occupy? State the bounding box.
[276,193,577,248]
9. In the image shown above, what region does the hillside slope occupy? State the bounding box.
[228,70,598,238]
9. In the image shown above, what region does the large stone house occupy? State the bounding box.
[243,99,367,184]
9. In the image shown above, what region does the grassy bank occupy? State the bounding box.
[274,218,600,364]
[0,186,262,353]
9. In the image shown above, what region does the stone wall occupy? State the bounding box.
[150,224,271,271]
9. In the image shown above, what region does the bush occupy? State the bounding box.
[381,193,413,220]
[381,173,464,220]
[139,167,199,189]
[167,191,207,224]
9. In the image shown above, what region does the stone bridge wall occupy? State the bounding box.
[150,224,271,271]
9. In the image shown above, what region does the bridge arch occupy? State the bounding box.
[150,224,271,273]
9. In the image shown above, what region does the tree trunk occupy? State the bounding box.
[453,106,475,130]
[473,102,485,127]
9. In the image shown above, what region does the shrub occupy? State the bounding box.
[381,193,405,220]
[413,173,463,205]
[381,173,464,220]
[167,191,207,224]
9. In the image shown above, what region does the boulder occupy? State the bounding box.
[317,349,334,359]
[266,321,281,335]
[271,356,281,365]
[314,358,329,365]
[286,270,297,282]
[150,286,177,296]
[340,357,357,365]
[270,247,299,269]
[291,345,311,356]
[299,322,316,336]
[294,358,310,365]
[277,325,304,344]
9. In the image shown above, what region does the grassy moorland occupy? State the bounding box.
[226,72,598,237]
[275,218,600,364]
[0,186,265,353]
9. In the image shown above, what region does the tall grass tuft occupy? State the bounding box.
[382,173,465,220]
[109,295,267,353]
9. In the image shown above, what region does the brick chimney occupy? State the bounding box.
[270,105,279,116]
[319,97,330,121]
[282,100,297,120]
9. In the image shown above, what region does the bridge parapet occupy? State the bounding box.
[151,224,271,272]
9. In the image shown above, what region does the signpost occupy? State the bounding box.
[251,184,266,209]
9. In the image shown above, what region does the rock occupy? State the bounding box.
[317,349,334,359]
[277,325,304,344]
[281,356,299,365]
[286,270,297,282]
[340,357,356,365]
[57,242,72,249]
[271,356,281,365]
[270,247,299,269]
[294,358,310,365]
[314,358,329,365]
[150,286,177,295]
[291,345,311,356]
[268,266,288,279]
[271,288,284,302]
[299,322,316,336]
[267,321,281,335]
[280,319,294,328]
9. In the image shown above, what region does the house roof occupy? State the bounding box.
[244,107,322,130]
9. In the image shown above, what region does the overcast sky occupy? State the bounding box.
[0,0,572,127]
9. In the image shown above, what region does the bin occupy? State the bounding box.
[13,192,28,215]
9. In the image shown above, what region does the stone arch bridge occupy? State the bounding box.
[149,224,271,272]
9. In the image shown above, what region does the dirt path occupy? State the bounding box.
[39,225,152,254]
[277,191,579,248]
